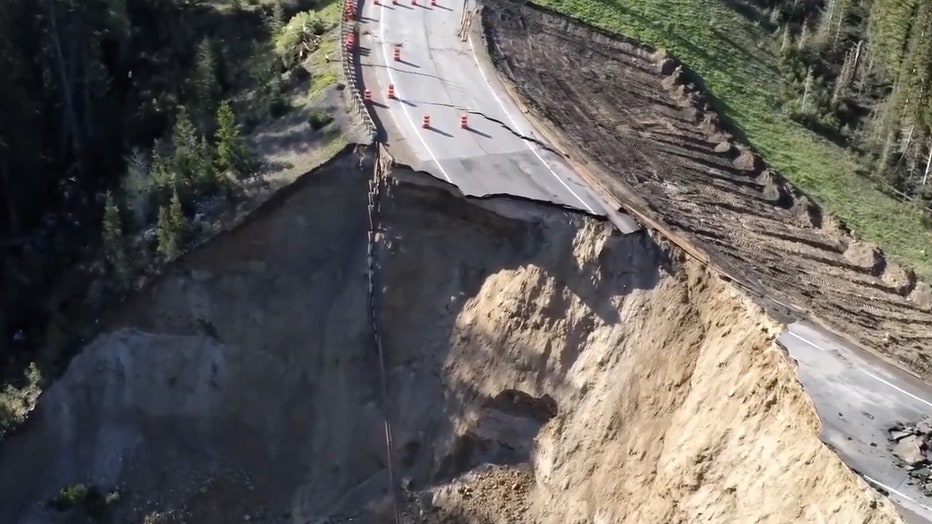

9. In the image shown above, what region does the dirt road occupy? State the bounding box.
[480,0,932,381]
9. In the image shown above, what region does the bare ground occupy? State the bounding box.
[479,0,932,381]
[0,149,900,523]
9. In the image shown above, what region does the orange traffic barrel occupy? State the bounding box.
[460,114,468,128]
[393,46,401,61]
[387,84,396,99]
[364,89,372,102]
[422,114,430,128]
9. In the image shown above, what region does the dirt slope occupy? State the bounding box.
[480,0,932,381]
[0,151,900,523]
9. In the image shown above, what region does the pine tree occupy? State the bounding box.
[121,148,152,228]
[172,107,198,181]
[897,4,932,134]
[156,205,177,258]
[215,100,252,178]
[150,141,172,198]
[192,39,221,136]
[169,188,185,235]
[270,0,285,35]
[194,135,217,190]
[171,107,211,195]
[867,0,920,80]
[102,192,129,289]
[157,189,187,259]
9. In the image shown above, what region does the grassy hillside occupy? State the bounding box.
[533,0,932,281]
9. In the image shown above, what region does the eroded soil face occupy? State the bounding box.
[0,154,899,523]
[480,1,932,380]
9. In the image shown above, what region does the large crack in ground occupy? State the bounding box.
[464,108,566,156]
[0,149,902,524]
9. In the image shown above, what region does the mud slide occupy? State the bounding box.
[479,0,932,381]
[0,148,900,523]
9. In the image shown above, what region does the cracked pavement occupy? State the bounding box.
[355,0,638,224]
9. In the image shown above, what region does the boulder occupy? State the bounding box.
[882,261,916,295]
[713,141,733,155]
[843,241,884,275]
[890,429,913,441]
[910,281,932,312]
[733,147,763,173]
[894,435,926,466]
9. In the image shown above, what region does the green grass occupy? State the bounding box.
[533,0,932,281]
[306,0,343,98]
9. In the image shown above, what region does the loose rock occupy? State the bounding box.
[843,241,884,275]
[882,260,916,295]
[888,417,932,495]
[910,282,932,312]
[893,435,925,466]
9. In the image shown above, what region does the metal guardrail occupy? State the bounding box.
[339,2,378,142]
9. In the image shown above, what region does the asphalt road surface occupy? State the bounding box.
[357,0,640,234]
[780,323,932,523]
[356,0,932,521]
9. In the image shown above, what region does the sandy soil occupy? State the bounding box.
[479,0,932,381]
[0,149,900,523]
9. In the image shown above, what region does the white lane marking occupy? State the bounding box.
[863,475,932,514]
[785,329,830,351]
[861,369,932,411]
[465,37,596,214]
[378,3,453,183]
[785,330,932,410]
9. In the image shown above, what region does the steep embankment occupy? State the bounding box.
[0,149,901,523]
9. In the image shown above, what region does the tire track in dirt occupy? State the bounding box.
[480,0,932,380]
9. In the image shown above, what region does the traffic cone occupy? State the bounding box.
[387,84,396,99]
[422,114,430,128]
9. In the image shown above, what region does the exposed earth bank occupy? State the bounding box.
[0,150,900,523]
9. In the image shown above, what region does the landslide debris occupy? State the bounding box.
[0,151,901,523]
[889,417,932,496]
